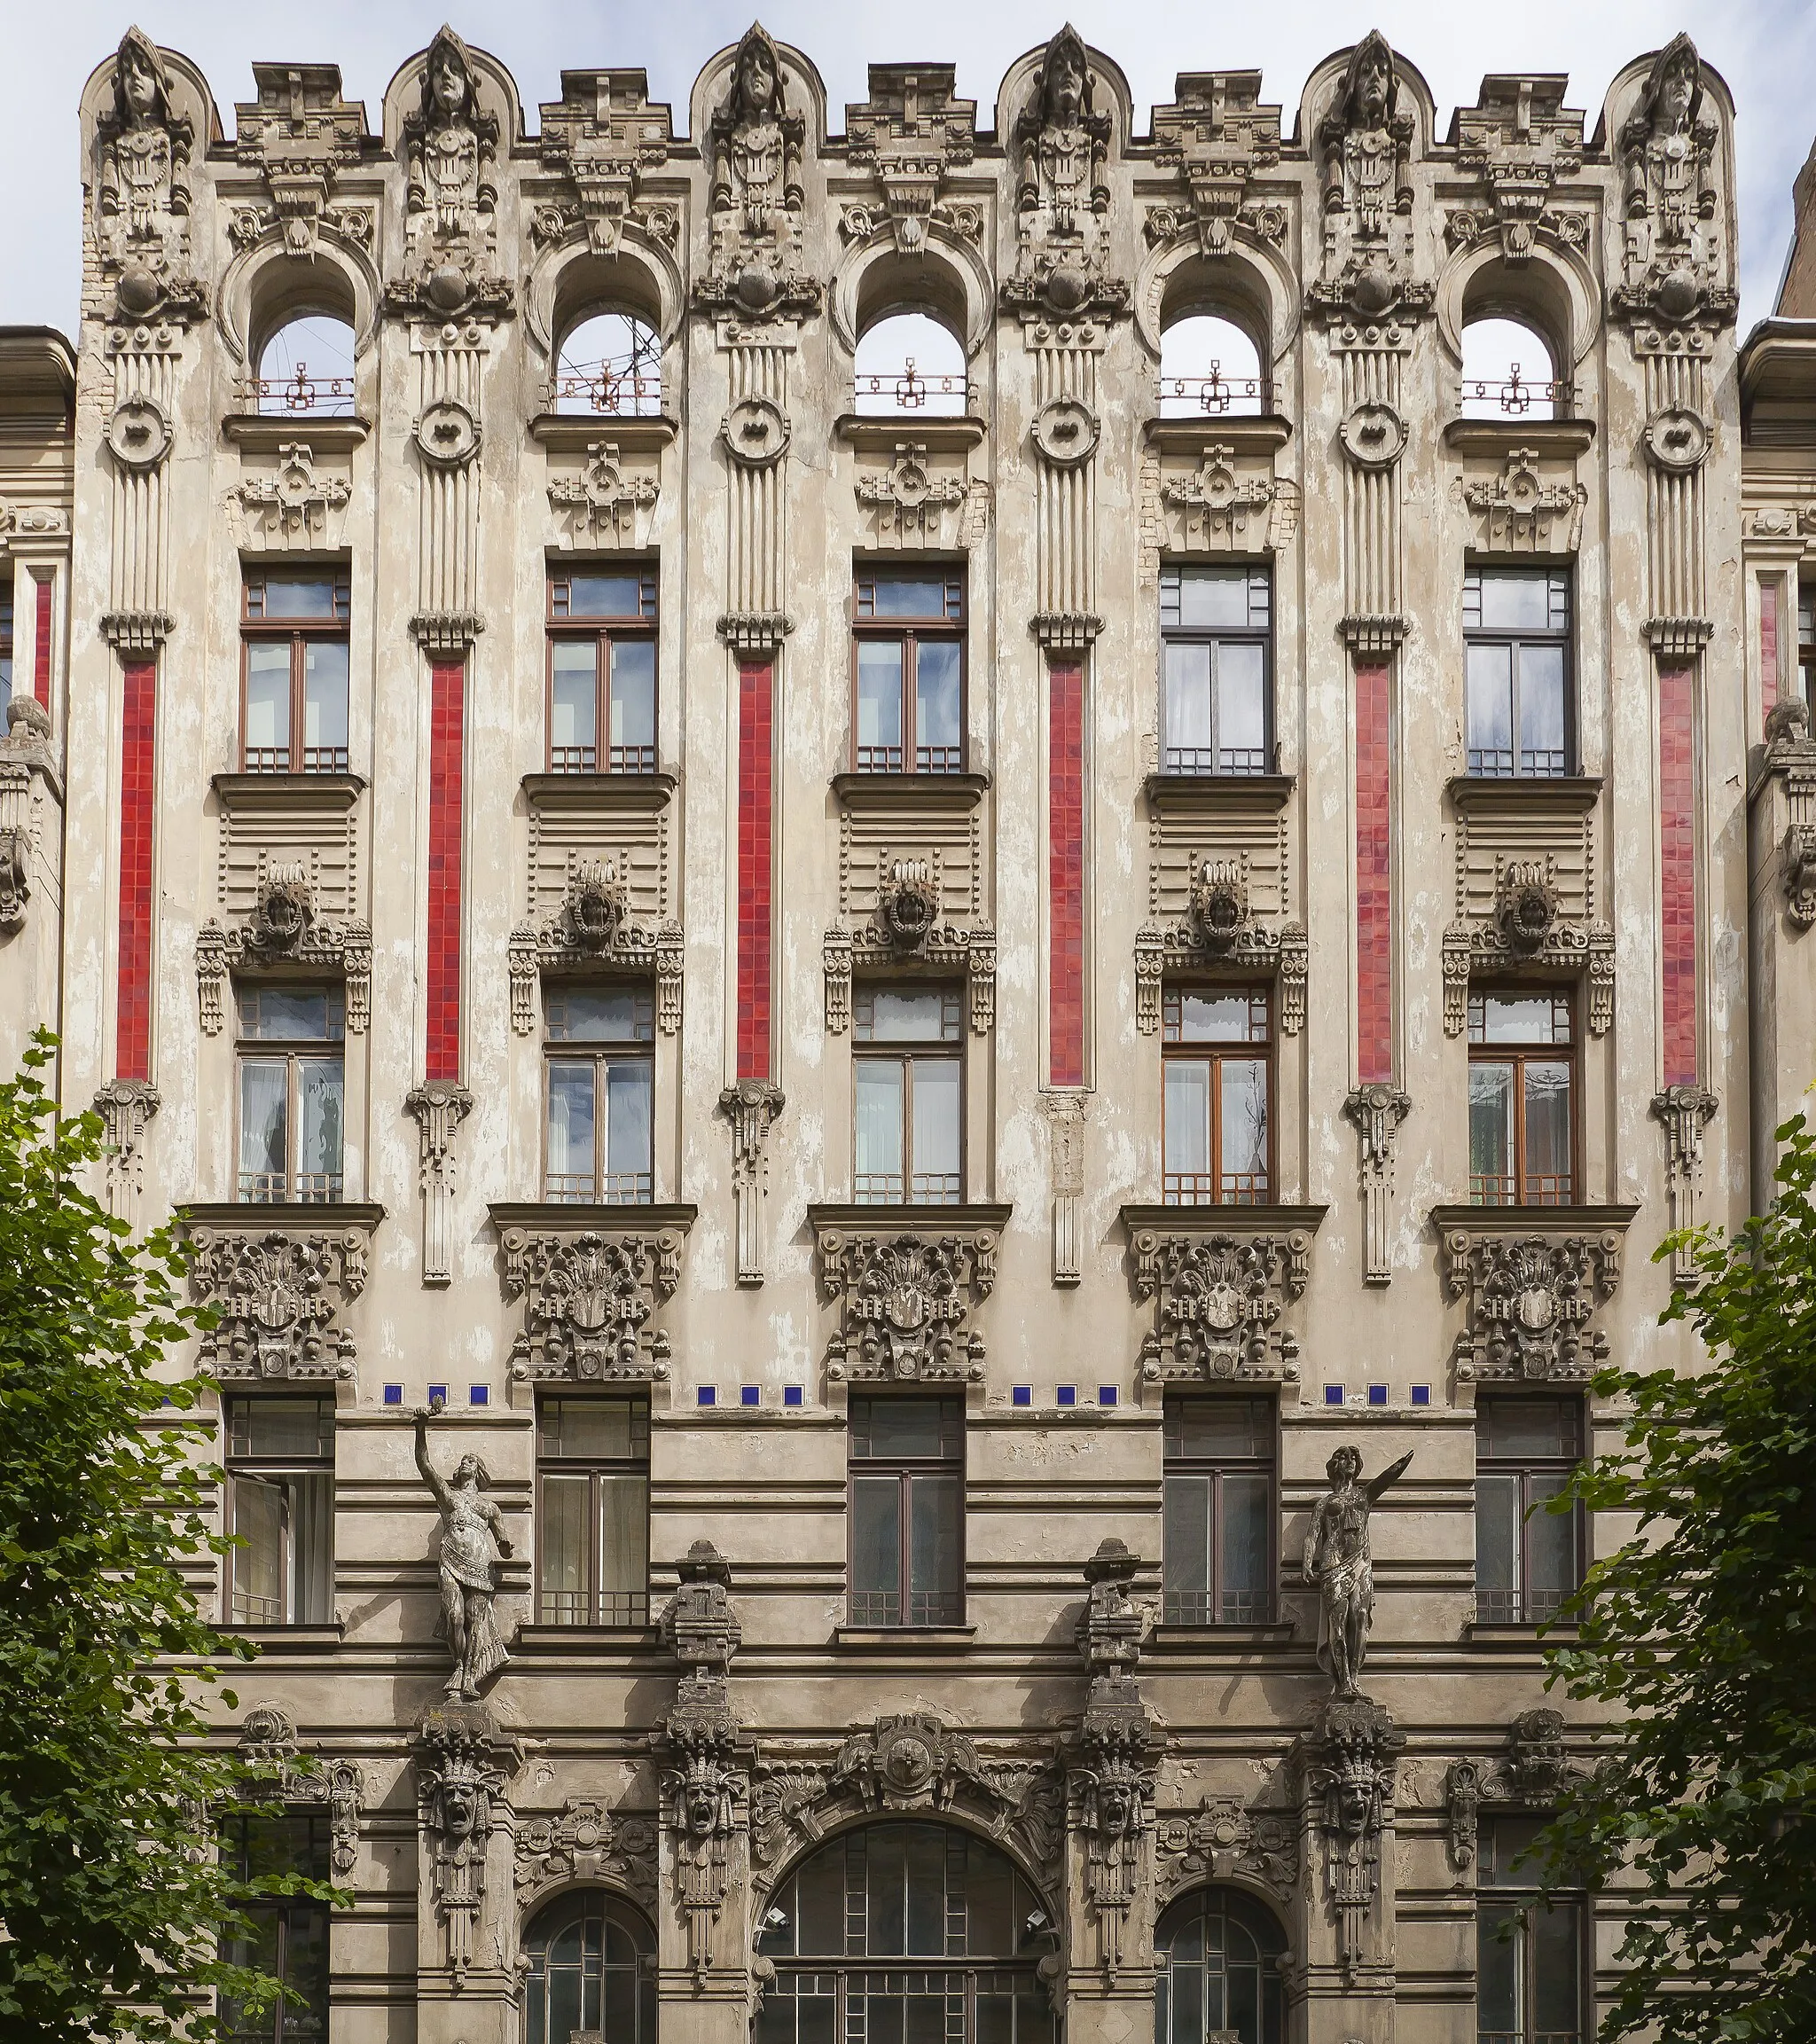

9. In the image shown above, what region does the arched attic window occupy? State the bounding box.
[1461,316,1559,421]
[554,311,662,417]
[256,314,355,417]
[854,311,967,417]
[1160,314,1264,419]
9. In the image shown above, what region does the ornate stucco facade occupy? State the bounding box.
[1,20,1798,2044]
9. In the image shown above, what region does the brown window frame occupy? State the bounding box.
[1161,984,1274,1206]
[1475,1396,1585,1626]
[222,1392,335,1629]
[534,1394,651,1627]
[847,1394,966,1628]
[1799,583,1816,713]
[852,983,965,1205]
[1463,567,1573,779]
[1476,1813,1588,2044]
[1158,563,1274,776]
[1468,987,1577,1207]
[235,983,347,1205]
[239,568,352,774]
[541,982,656,1204]
[546,565,659,774]
[851,568,967,774]
[1162,1395,1278,1625]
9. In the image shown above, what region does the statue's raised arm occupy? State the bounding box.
[1366,1448,1414,1505]
[414,1405,455,1515]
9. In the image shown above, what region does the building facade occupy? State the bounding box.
[0,20,1796,2044]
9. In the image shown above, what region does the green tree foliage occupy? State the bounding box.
[0,1032,335,2040]
[1541,1112,1816,2042]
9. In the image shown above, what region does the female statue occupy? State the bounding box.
[415,1400,512,1700]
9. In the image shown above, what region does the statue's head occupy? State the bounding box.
[1648,35,1702,135]
[423,29,474,125]
[1327,1445,1363,1487]
[1038,28,1091,126]
[441,1774,479,1836]
[114,28,169,127]
[1099,1778,1134,1836]
[683,1771,722,1836]
[1336,31,1396,133]
[453,1453,490,1491]
[733,27,781,121]
[1336,1767,1372,1834]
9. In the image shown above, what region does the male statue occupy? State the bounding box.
[1303,1445,1413,1698]
[415,1398,513,1699]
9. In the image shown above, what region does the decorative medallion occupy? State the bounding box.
[1030,395,1100,467]
[1641,403,1711,473]
[720,395,791,467]
[1338,401,1406,470]
[414,398,481,469]
[106,395,171,472]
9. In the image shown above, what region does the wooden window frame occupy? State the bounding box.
[234,983,346,1204]
[1476,1814,1587,2044]
[1799,582,1816,713]
[1468,987,1577,1207]
[1462,566,1573,779]
[239,568,352,774]
[851,568,967,775]
[1162,1395,1278,1625]
[852,983,965,1205]
[847,1395,967,1628]
[1157,563,1274,776]
[534,1395,651,1627]
[542,981,656,1203]
[1475,1396,1585,1626]
[546,565,659,774]
[222,1393,335,1628]
[1161,984,1274,1206]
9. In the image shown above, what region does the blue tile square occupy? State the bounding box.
[469,1385,489,1406]
[1056,1385,1076,1407]
[1367,1383,1388,1406]
[784,1385,804,1408]
[1013,1385,1032,1407]
[383,1384,403,1406]
[428,1383,448,1408]
[698,1386,716,1407]
[1324,1383,1345,1406]
[1411,1384,1431,1406]
[1098,1386,1118,1407]
[741,1385,760,1407]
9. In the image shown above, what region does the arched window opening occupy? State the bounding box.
[1155,1885,1287,2044]
[256,314,355,418]
[1159,316,1264,419]
[1461,316,1558,421]
[854,312,967,417]
[555,312,663,417]
[757,1822,1056,2044]
[521,1888,655,2044]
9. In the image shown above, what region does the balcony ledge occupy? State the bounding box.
[180,1201,385,1229]
[521,770,676,809]
[1443,417,1595,459]
[1120,1202,1327,1237]
[1430,1202,1640,1235]
[808,1202,1012,1233]
[834,414,987,454]
[222,413,370,453]
[489,1202,697,1233]
[210,770,365,810]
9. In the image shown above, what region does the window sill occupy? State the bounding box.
[1467,1621,1581,1644]
[211,770,365,809]
[1141,414,1294,458]
[1143,771,1294,813]
[513,1624,661,1651]
[181,1199,386,1229]
[1442,416,1596,459]
[1431,1202,1639,1234]
[528,411,679,452]
[831,770,991,809]
[222,413,371,453]
[834,413,987,454]
[226,1622,346,1650]
[834,1624,976,1649]
[521,770,676,808]
[1120,1202,1327,1237]
[489,1201,698,1233]
[808,1201,1012,1231]
[1445,774,1603,814]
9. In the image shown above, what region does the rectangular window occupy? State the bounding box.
[544,985,654,1202]
[1464,568,1571,778]
[1476,1815,1584,2044]
[1468,991,1574,1206]
[1159,566,1272,775]
[236,985,345,1203]
[547,567,659,773]
[853,985,963,1204]
[1800,585,1815,712]
[0,578,12,705]
[224,1395,334,1627]
[220,1813,331,2043]
[849,1395,964,1627]
[536,1395,650,1626]
[1162,1397,1275,1624]
[241,570,351,773]
[1162,987,1272,1204]
[853,570,966,774]
[1476,1398,1583,1626]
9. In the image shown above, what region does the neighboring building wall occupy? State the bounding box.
[0,23,1765,2044]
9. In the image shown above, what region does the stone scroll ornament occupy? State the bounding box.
[1302,1446,1412,1699]
[415,1398,513,1701]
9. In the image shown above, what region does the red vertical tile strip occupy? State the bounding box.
[1049,658,1085,1087]
[1354,659,1394,1085]
[736,660,773,1081]
[32,575,51,709]
[426,657,465,1084]
[116,661,156,1083]
[1659,664,1698,1087]
[1760,579,1780,713]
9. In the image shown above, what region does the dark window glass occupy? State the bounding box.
[219,1814,331,2043]
[547,568,659,771]
[1476,1398,1583,1626]
[1163,1398,1275,1624]
[1162,988,1272,1205]
[1476,1817,1584,2044]
[241,572,351,772]
[544,985,655,1202]
[0,580,12,703]
[853,987,963,1204]
[1159,568,1272,775]
[236,985,345,1203]
[849,1398,964,1627]
[1800,587,1816,713]
[225,1395,333,1627]
[1468,991,1574,1206]
[522,1889,658,2044]
[1155,1886,1287,2044]
[536,1397,649,1625]
[1464,569,1571,778]
[853,573,966,773]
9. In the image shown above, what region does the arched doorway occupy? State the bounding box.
[756,1821,1056,2044]
[1154,1885,1287,2044]
[522,1887,657,2044]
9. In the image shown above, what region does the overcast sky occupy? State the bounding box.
[6,1,1812,337]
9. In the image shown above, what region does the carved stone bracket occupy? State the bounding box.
[516,1798,658,1907]
[811,1210,1006,1382]
[1135,858,1306,1037]
[1450,74,1585,263]
[231,63,371,257]
[1782,822,1816,929]
[410,610,485,656]
[416,1703,525,1988]
[1444,1708,1585,1872]
[0,708,52,935]
[1045,1090,1088,1287]
[547,440,659,549]
[1437,1212,1630,1383]
[720,1081,786,1287]
[93,1078,160,1223]
[509,859,682,1037]
[198,862,372,1035]
[1123,1206,1321,1384]
[1157,1795,1296,1904]
[1651,1084,1718,1280]
[236,1705,366,1876]
[493,1207,691,1382]
[186,1211,378,1381]
[1441,858,1613,1038]
[1461,447,1587,554]
[822,869,995,1037]
[536,68,674,257]
[406,1083,473,1288]
[1149,72,1283,257]
[1343,1085,1411,1287]
[845,65,979,253]
[1296,1693,1403,1981]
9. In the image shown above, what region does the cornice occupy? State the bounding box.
[808,1202,1012,1231]
[1429,1202,1640,1234]
[528,413,679,453]
[488,1202,698,1233]
[1143,771,1294,816]
[1442,418,1596,459]
[520,770,676,810]
[830,770,990,810]
[180,1201,385,1228]
[210,770,365,811]
[1446,773,1602,815]
[1119,1202,1327,1236]
[1141,414,1294,458]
